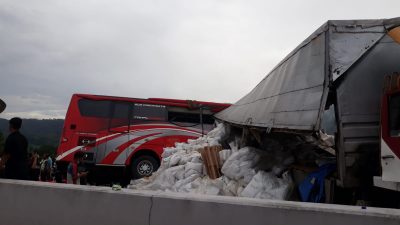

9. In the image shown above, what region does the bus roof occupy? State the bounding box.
[74,94,231,113]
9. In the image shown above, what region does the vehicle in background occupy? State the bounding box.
[56,94,230,184]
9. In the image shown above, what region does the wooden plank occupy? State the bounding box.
[199,146,222,179]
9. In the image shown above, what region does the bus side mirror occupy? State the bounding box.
[389,26,400,44]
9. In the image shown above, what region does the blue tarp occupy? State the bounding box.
[299,163,336,203]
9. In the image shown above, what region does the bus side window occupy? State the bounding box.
[168,112,215,125]
[389,94,400,137]
[202,114,215,124]
[77,99,112,132]
[132,104,167,124]
[78,99,111,118]
[168,112,200,124]
[109,102,131,131]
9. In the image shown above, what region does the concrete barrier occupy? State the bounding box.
[0,179,399,225]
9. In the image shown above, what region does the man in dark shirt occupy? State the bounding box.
[3,117,28,180]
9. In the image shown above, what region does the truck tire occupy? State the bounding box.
[131,155,159,179]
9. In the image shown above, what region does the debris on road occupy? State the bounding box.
[128,123,295,200]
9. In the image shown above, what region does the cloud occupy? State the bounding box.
[0,94,66,119]
[0,0,399,119]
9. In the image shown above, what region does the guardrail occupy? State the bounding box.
[0,179,399,225]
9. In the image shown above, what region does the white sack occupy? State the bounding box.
[221,147,260,183]
[239,171,293,200]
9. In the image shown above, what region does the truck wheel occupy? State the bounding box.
[131,155,159,179]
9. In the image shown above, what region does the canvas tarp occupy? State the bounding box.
[216,18,400,131]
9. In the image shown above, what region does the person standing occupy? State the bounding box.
[47,155,53,180]
[3,117,29,180]
[39,154,52,181]
[30,151,40,180]
[67,151,88,184]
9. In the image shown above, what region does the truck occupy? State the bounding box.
[215,17,400,206]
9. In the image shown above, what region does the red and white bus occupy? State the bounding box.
[56,94,230,183]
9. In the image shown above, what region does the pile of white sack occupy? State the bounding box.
[128,123,293,200]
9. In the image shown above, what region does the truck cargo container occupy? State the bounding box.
[216,17,400,205]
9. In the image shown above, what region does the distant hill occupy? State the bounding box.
[0,118,64,155]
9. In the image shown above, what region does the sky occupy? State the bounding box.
[0,0,399,119]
